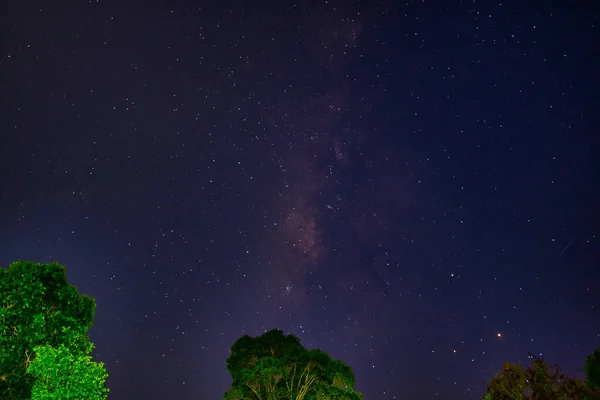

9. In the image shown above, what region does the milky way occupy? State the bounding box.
[1,1,598,399]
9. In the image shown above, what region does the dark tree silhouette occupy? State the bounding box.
[483,350,600,400]
[585,349,600,392]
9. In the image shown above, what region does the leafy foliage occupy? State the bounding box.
[0,260,108,399]
[584,349,600,391]
[27,341,109,400]
[483,351,600,400]
[223,328,363,400]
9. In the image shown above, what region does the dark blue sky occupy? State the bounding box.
[1,1,599,399]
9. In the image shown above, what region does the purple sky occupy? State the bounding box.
[1,1,599,399]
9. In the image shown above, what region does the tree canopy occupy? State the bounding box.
[0,260,108,400]
[224,328,363,400]
[483,350,600,400]
[4,259,597,400]
[584,349,600,392]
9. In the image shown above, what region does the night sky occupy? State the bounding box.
[1,1,599,399]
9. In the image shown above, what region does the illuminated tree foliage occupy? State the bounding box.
[0,260,108,399]
[483,351,600,400]
[223,328,363,400]
[27,339,109,400]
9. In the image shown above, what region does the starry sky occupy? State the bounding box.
[1,1,599,399]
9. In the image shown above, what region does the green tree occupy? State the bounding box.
[223,328,363,400]
[483,352,600,400]
[0,260,108,399]
[27,339,109,399]
[584,349,600,392]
